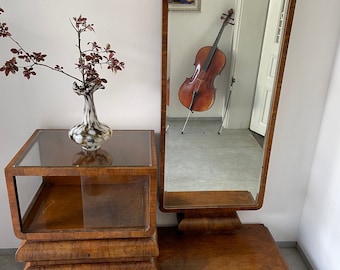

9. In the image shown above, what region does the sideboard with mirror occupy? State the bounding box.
[158,0,296,267]
[3,0,297,268]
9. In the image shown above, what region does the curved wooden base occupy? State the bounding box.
[178,210,241,233]
[17,232,158,270]
[25,261,156,270]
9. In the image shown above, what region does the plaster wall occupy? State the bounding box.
[0,0,162,248]
[298,32,340,270]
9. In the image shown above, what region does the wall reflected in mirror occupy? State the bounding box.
[162,0,290,210]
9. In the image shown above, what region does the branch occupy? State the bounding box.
[1,9,125,85]
[35,62,82,82]
[8,36,82,82]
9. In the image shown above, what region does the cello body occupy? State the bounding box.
[178,46,226,112]
[177,9,233,112]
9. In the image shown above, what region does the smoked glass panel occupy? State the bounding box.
[15,130,152,167]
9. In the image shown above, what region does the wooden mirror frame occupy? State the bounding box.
[159,0,296,229]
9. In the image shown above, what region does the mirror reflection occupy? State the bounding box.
[163,0,289,209]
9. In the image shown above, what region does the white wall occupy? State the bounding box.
[298,37,340,270]
[0,0,162,248]
[1,4,340,270]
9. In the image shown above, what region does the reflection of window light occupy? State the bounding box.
[275,1,286,43]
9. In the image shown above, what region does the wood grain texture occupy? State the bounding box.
[26,261,157,270]
[158,224,288,270]
[17,234,158,261]
[178,210,241,232]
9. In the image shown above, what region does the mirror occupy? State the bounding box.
[160,0,296,212]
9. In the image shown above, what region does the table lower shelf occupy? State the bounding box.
[21,176,150,235]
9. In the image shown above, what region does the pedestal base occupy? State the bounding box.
[178,210,242,232]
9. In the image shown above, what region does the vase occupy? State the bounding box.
[68,82,112,151]
[72,149,113,166]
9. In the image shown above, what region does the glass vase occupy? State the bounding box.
[68,83,112,151]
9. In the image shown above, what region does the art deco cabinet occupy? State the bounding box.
[4,0,298,268]
[5,129,158,269]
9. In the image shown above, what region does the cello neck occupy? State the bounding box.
[202,9,234,72]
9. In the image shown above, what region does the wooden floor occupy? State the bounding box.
[157,224,288,270]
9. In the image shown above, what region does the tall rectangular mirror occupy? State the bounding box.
[160,0,296,213]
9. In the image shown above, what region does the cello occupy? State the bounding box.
[178,9,234,112]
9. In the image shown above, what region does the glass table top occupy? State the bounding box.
[14,129,153,167]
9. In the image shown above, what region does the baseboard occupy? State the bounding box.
[0,248,17,255]
[276,241,314,270]
[297,243,314,270]
[276,241,297,248]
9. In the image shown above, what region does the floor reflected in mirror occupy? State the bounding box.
[165,118,264,199]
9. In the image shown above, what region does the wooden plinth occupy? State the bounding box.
[25,261,156,270]
[157,224,288,270]
[178,210,242,232]
[17,232,158,269]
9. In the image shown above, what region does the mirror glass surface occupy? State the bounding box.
[160,0,295,211]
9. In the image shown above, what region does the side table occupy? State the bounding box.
[5,129,158,269]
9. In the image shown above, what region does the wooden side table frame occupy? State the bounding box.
[5,129,159,269]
